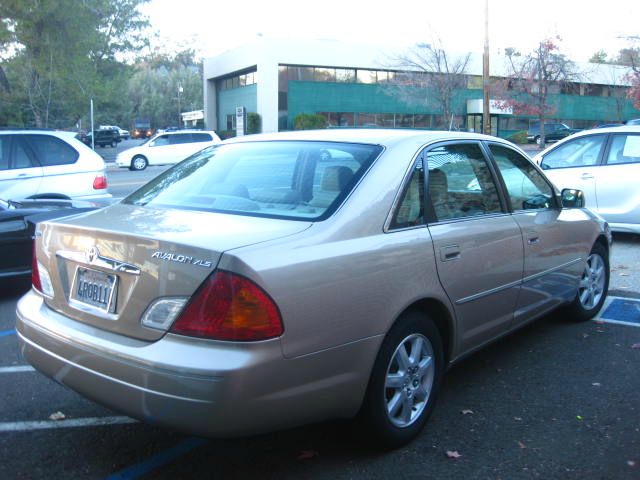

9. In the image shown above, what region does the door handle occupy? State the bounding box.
[581,173,595,180]
[440,245,461,262]
[528,236,540,245]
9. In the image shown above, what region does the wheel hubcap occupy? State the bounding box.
[578,253,606,309]
[384,333,434,428]
[133,158,145,169]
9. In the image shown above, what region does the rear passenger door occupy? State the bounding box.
[425,142,524,353]
[22,134,80,197]
[0,135,44,200]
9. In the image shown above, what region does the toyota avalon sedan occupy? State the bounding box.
[16,130,611,447]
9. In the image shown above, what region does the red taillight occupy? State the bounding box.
[170,271,283,341]
[31,242,42,293]
[93,175,107,190]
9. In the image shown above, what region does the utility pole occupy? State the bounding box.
[177,83,183,127]
[483,0,491,135]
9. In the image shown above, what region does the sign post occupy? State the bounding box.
[235,106,246,137]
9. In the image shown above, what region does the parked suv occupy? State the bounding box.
[527,122,581,144]
[85,128,120,148]
[0,130,111,200]
[116,130,221,170]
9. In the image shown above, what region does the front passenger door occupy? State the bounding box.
[488,143,590,326]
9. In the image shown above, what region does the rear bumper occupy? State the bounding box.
[16,290,378,437]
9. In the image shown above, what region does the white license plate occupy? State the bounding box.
[72,267,117,313]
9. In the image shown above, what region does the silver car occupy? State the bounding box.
[533,125,640,234]
[16,130,611,447]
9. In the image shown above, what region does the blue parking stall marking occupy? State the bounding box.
[105,437,208,480]
[596,296,640,327]
[0,328,16,338]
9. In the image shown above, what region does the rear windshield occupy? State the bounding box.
[124,141,383,221]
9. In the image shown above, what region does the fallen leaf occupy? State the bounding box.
[446,450,462,459]
[297,449,319,460]
[461,409,474,415]
[628,460,636,467]
[592,383,601,387]
[619,273,630,277]
[49,411,65,421]
[577,415,584,421]
[517,441,527,449]
[632,344,640,349]
[513,417,523,422]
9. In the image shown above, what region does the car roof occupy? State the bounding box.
[222,129,509,149]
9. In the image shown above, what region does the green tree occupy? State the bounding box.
[126,49,203,129]
[0,0,149,128]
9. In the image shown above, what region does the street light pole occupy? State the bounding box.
[483,0,491,135]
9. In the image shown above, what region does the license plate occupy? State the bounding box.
[72,267,117,313]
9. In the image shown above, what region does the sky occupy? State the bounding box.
[142,0,640,62]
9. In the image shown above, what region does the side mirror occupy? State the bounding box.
[561,188,585,209]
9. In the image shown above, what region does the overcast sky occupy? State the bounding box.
[142,0,639,62]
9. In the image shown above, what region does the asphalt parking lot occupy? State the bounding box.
[0,141,638,478]
[1,236,639,479]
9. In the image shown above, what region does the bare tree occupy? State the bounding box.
[495,37,577,148]
[382,38,471,129]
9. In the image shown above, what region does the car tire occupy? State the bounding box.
[565,242,609,322]
[360,311,444,449]
[534,136,541,146]
[131,155,148,171]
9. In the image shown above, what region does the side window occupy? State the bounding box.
[390,158,424,229]
[13,139,39,169]
[151,134,171,147]
[426,143,502,221]
[540,134,605,169]
[23,135,78,166]
[490,144,555,211]
[191,133,213,143]
[169,134,192,145]
[606,134,640,165]
[0,136,8,170]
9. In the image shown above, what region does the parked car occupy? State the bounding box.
[18,130,610,447]
[533,125,640,233]
[0,198,108,280]
[116,130,221,170]
[527,122,581,144]
[625,118,640,126]
[84,128,120,148]
[0,130,111,200]
[99,125,129,140]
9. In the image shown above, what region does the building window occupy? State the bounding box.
[226,114,236,131]
[356,69,377,84]
[336,68,355,82]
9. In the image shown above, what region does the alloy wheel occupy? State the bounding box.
[384,333,434,428]
[578,253,606,310]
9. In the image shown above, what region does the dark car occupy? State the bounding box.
[84,128,120,148]
[0,198,106,281]
[527,122,581,144]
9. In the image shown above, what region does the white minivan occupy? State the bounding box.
[116,130,220,170]
[533,125,640,233]
[0,130,110,201]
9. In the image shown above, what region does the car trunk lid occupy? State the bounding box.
[36,203,310,341]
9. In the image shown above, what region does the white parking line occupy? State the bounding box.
[0,416,137,432]
[0,366,35,373]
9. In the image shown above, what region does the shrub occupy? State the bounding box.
[507,130,528,144]
[293,113,327,130]
[217,130,236,140]
[247,112,261,134]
